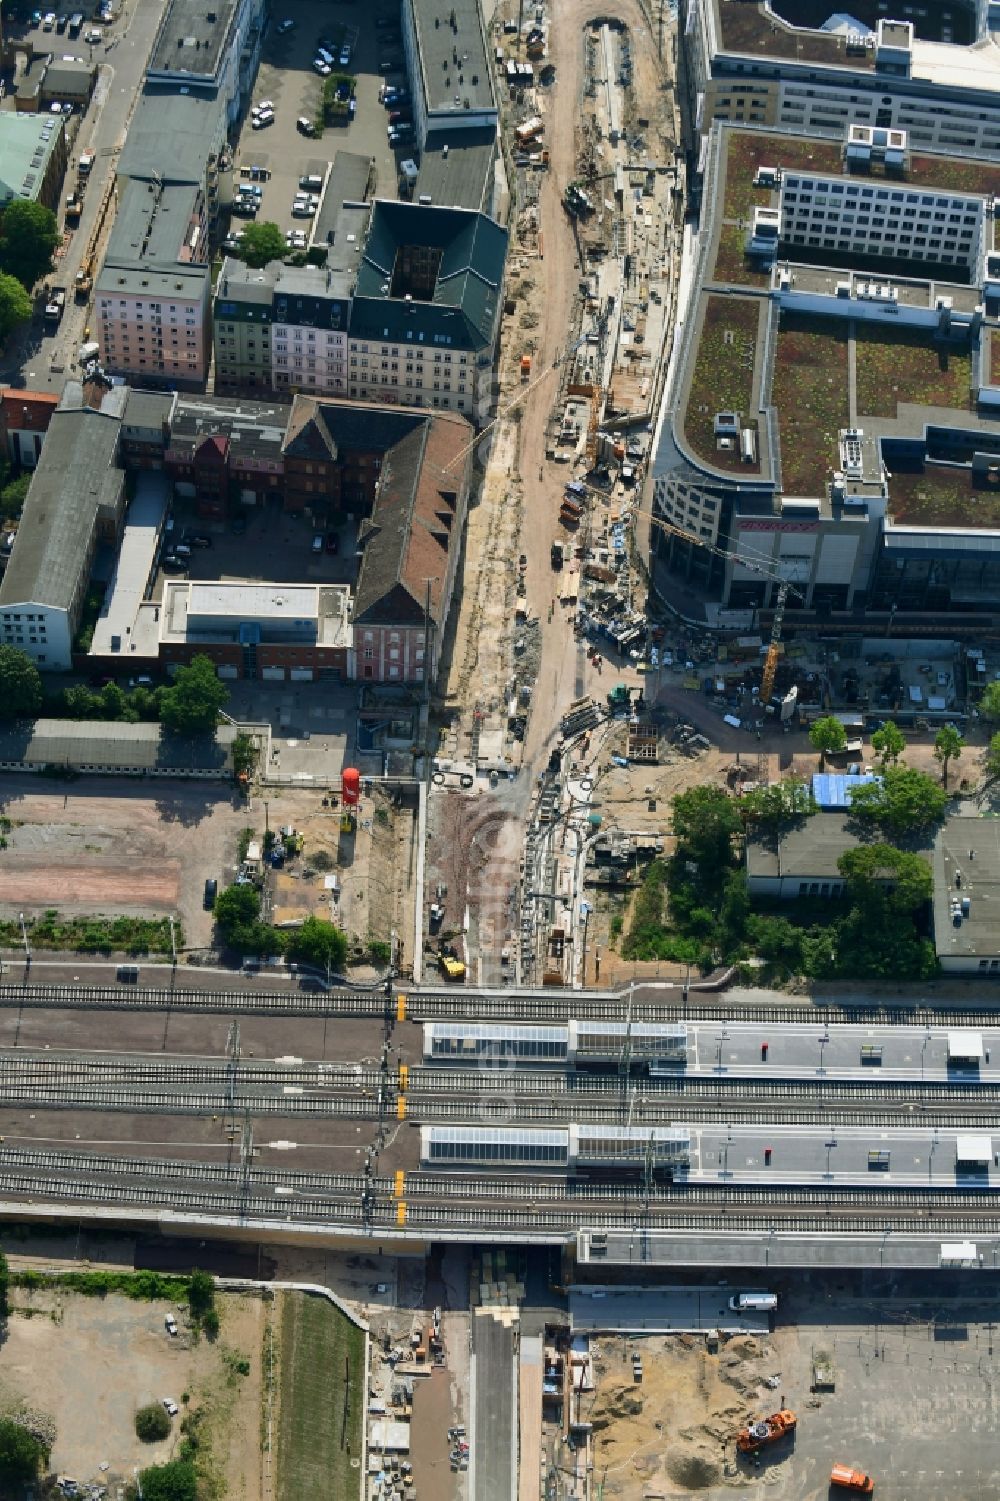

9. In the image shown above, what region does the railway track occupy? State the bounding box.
[0,1152,999,1236]
[1,981,1000,1028]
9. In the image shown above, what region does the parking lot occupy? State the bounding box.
[232,0,408,246]
[155,499,358,595]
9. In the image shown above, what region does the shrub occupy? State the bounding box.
[135,1404,171,1443]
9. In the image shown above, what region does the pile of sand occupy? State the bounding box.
[667,1449,723,1490]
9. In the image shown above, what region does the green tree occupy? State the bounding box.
[231,732,259,781]
[0,644,42,721]
[0,1418,45,1487]
[159,654,228,735]
[847,764,949,836]
[838,843,932,914]
[0,271,31,343]
[808,715,846,768]
[137,1460,198,1501]
[187,1269,215,1320]
[739,778,815,830]
[985,731,1000,780]
[671,785,741,871]
[980,681,1000,724]
[871,719,905,769]
[286,915,348,975]
[213,882,261,937]
[0,471,30,521]
[100,680,138,722]
[135,1403,172,1443]
[0,199,60,289]
[238,221,287,268]
[63,684,99,718]
[933,724,965,788]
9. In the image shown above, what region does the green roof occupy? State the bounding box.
[350,199,507,352]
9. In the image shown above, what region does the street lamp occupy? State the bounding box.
[880,1226,893,1267]
[824,1133,838,1179]
[818,1030,830,1075]
[922,1027,932,1086]
[19,912,29,970]
[715,1024,730,1074]
[719,1125,733,1179]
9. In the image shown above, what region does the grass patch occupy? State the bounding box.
[772,312,849,497]
[712,223,770,288]
[855,326,972,418]
[717,1,872,67]
[682,295,761,470]
[13,1269,193,1299]
[721,131,841,222]
[276,1292,363,1501]
[0,910,179,955]
[886,466,1000,529]
[990,330,1000,388]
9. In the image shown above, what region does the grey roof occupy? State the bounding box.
[148,0,236,83]
[95,261,209,300]
[416,129,496,213]
[42,58,94,92]
[933,815,1000,961]
[0,113,63,205]
[118,84,226,183]
[746,813,858,881]
[273,265,351,332]
[216,258,279,321]
[351,199,506,351]
[318,202,370,278]
[0,388,125,613]
[106,178,203,265]
[353,423,430,625]
[410,0,495,115]
[123,389,176,434]
[0,719,241,773]
[169,393,291,461]
[313,150,374,249]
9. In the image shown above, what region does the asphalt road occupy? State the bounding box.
[471,1307,517,1501]
[2,0,169,390]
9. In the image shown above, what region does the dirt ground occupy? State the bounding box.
[585,1331,785,1499]
[0,1288,264,1499]
[0,776,414,961]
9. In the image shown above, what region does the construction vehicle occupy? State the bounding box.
[563,182,593,218]
[74,260,93,301]
[65,191,83,225]
[550,540,564,570]
[438,953,466,982]
[77,149,95,179]
[607,683,643,711]
[736,1411,796,1454]
[520,354,532,382]
[830,1464,874,1493]
[43,285,67,326]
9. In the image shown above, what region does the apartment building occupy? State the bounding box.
[145,0,266,125]
[95,179,212,387]
[684,3,1000,159]
[213,199,508,416]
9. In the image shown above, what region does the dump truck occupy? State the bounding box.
[830,1464,874,1493]
[438,953,466,982]
[520,354,532,382]
[75,262,93,301]
[65,191,83,225]
[736,1411,796,1454]
[550,540,563,569]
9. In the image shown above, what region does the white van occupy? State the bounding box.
[729,1292,778,1312]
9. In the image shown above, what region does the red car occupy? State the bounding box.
[325,532,340,554]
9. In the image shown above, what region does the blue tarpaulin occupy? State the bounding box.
[812,772,881,809]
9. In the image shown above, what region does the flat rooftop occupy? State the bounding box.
[416,128,497,214]
[0,112,63,206]
[106,179,203,266]
[160,580,352,648]
[90,472,170,657]
[712,0,982,73]
[411,0,495,116]
[149,0,234,82]
[934,815,1000,961]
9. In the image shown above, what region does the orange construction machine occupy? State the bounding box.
[830,1463,874,1493]
[736,1410,797,1454]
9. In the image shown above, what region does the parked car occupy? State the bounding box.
[276,16,294,32]
[161,556,187,573]
[291,201,315,217]
[299,174,323,191]
[251,109,274,129]
[311,534,324,553]
[378,58,402,73]
[42,10,55,26]
[203,878,217,910]
[312,57,331,75]
[55,12,67,30]
[161,1399,179,1418]
[165,1313,178,1335]
[338,45,350,65]
[190,533,212,548]
[296,115,316,135]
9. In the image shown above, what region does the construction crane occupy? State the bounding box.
[637,504,803,702]
[562,481,804,698]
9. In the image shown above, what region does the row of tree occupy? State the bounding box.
[0,199,61,343]
[808,713,966,786]
[213,882,348,970]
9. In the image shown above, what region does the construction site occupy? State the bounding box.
[426,0,684,985]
